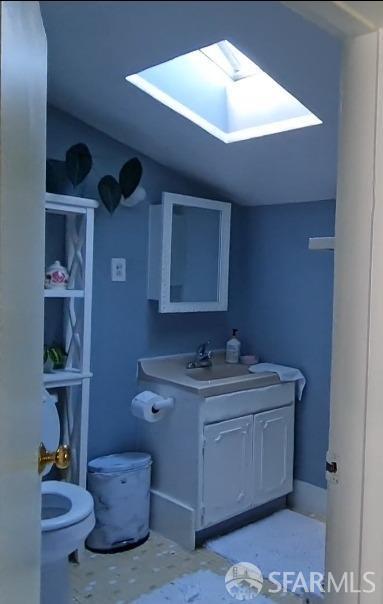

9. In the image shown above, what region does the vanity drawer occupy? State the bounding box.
[201,382,295,424]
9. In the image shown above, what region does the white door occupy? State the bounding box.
[253,405,294,506]
[273,5,383,603]
[0,2,46,603]
[325,30,383,604]
[202,415,253,527]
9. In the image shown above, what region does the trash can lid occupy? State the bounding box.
[88,452,152,473]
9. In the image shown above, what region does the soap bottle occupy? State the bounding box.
[226,329,241,364]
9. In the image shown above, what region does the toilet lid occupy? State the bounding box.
[42,390,60,477]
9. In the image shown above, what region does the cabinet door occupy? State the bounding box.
[202,415,253,527]
[253,405,294,506]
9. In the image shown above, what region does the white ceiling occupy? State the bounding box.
[40,1,341,206]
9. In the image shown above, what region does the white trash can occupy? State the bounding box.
[86,452,152,552]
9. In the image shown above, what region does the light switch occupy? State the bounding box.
[111,258,126,282]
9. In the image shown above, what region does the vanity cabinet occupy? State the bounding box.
[136,371,296,550]
[201,405,294,528]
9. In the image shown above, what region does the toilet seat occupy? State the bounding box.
[42,481,94,532]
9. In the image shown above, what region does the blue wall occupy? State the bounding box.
[47,107,334,489]
[46,106,233,459]
[229,201,335,488]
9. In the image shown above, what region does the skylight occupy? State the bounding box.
[126,40,322,143]
[200,41,258,81]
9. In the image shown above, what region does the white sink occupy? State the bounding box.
[138,352,280,396]
[186,363,250,381]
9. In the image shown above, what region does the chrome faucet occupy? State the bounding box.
[186,341,213,369]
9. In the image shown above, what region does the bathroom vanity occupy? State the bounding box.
[137,353,295,549]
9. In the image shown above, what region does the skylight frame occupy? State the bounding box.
[200,40,258,82]
[126,40,322,143]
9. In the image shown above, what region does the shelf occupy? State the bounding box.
[44,289,84,298]
[45,192,99,213]
[43,370,93,388]
[308,237,335,251]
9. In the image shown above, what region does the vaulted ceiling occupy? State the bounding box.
[40,1,341,205]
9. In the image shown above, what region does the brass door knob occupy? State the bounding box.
[38,442,71,474]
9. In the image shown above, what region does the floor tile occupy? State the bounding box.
[70,530,304,603]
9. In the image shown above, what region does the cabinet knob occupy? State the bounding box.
[38,442,71,474]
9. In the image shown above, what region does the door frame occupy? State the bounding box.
[2,2,383,603]
[284,3,383,603]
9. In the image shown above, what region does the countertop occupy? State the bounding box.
[137,352,281,397]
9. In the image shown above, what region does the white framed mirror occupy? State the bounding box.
[148,192,231,313]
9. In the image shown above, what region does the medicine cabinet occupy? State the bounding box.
[148,192,231,313]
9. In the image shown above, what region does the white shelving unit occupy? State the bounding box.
[44,192,98,488]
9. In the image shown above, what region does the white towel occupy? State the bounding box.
[249,363,306,400]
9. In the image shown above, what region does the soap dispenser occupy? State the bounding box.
[226,329,241,364]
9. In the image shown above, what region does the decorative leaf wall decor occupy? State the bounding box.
[46,159,70,194]
[46,141,144,215]
[98,175,122,214]
[119,158,143,199]
[65,143,93,187]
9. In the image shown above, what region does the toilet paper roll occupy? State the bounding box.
[131,390,174,422]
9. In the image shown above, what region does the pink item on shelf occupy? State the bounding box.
[45,260,69,289]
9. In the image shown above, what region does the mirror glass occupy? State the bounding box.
[170,204,221,303]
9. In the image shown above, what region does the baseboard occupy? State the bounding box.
[149,489,196,550]
[287,480,327,519]
[196,497,286,545]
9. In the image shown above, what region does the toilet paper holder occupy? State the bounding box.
[131,391,175,422]
[150,396,174,414]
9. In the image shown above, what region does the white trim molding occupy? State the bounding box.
[283,2,376,39]
[288,480,327,519]
[326,31,383,604]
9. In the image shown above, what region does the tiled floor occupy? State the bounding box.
[71,531,302,603]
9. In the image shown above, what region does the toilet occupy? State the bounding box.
[41,391,95,604]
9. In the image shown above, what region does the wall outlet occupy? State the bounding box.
[111,258,126,282]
